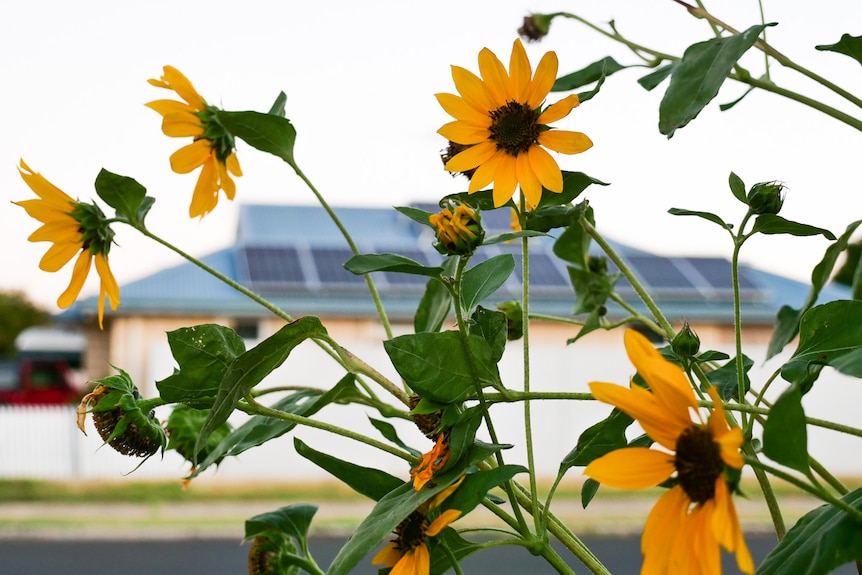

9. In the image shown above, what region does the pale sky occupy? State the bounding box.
[3,0,860,312]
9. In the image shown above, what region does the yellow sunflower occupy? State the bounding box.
[14,160,120,328]
[373,477,464,575]
[436,38,592,209]
[410,432,450,491]
[146,66,242,218]
[584,330,753,575]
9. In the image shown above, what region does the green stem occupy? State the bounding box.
[744,447,786,539]
[608,292,666,337]
[291,165,394,340]
[580,217,675,339]
[280,553,326,575]
[440,544,466,575]
[730,215,751,429]
[809,457,850,496]
[486,391,594,402]
[324,338,410,406]
[554,12,679,64]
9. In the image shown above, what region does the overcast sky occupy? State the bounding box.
[3,0,860,312]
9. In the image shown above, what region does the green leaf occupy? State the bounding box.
[395,205,433,226]
[461,254,515,314]
[217,110,297,167]
[728,172,748,204]
[581,478,601,508]
[414,277,452,333]
[294,438,404,501]
[659,24,773,137]
[368,417,421,457]
[704,354,753,402]
[482,230,547,245]
[751,214,836,240]
[560,408,634,470]
[637,63,675,91]
[567,266,620,316]
[468,306,508,364]
[442,464,527,517]
[344,253,443,278]
[757,487,862,575]
[552,56,627,92]
[781,301,862,389]
[566,306,606,344]
[156,324,246,403]
[718,85,755,111]
[429,528,486,575]
[195,317,327,458]
[815,34,862,66]
[553,205,595,266]
[268,92,288,117]
[443,408,483,473]
[696,350,730,362]
[535,172,610,209]
[165,404,233,467]
[384,331,500,403]
[762,386,809,473]
[245,504,317,541]
[668,207,733,230]
[94,169,150,226]
[766,219,861,360]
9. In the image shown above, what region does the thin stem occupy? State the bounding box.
[608,292,666,337]
[730,214,751,429]
[809,457,850,496]
[554,12,679,64]
[280,553,326,575]
[756,0,771,80]
[744,447,786,539]
[325,339,410,406]
[485,391,595,402]
[440,544,466,575]
[291,165,394,340]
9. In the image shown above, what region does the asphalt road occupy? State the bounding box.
[0,535,857,575]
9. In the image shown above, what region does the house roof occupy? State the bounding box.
[67,203,850,325]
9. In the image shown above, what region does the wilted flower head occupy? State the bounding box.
[518,13,555,42]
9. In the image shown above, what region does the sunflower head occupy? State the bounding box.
[77,370,166,459]
[408,395,444,438]
[428,201,484,256]
[247,530,296,575]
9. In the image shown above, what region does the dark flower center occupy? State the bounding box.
[488,101,541,156]
[674,425,725,504]
[394,511,429,552]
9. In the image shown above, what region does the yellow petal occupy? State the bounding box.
[478,46,510,107]
[218,161,236,201]
[170,139,212,174]
[435,93,491,127]
[492,155,518,208]
[28,220,81,244]
[39,241,81,272]
[689,504,721,575]
[438,121,490,146]
[707,387,744,469]
[371,542,401,567]
[189,157,219,218]
[537,130,593,155]
[538,94,580,124]
[145,99,196,118]
[515,152,543,208]
[444,141,496,173]
[57,250,91,309]
[426,509,461,536]
[467,149,504,193]
[584,447,675,489]
[508,38,532,102]
[642,485,688,575]
[95,252,120,311]
[526,145,563,193]
[527,50,558,109]
[226,152,242,177]
[18,161,76,206]
[451,65,496,114]
[589,381,684,451]
[158,66,205,110]
[161,113,205,138]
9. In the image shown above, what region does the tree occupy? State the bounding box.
[0,291,49,357]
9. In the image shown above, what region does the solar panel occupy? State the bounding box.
[625,256,695,290]
[683,258,758,290]
[243,247,304,285]
[311,247,366,285]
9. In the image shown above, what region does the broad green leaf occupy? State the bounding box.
[344,253,443,278]
[560,408,634,470]
[762,386,809,473]
[553,204,595,266]
[815,34,862,66]
[94,169,150,226]
[637,63,675,91]
[483,230,546,245]
[704,354,753,402]
[757,487,862,575]
[566,305,606,344]
[165,404,232,467]
[552,56,627,92]
[728,172,748,204]
[443,408,483,473]
[468,306,508,364]
[368,417,421,457]
[395,205,433,226]
[526,202,586,233]
[668,207,733,230]
[567,266,620,316]
[384,331,501,403]
[245,504,317,542]
[294,438,404,501]
[217,110,297,167]
[696,350,730,362]
[156,324,246,403]
[659,24,773,137]
[196,317,327,457]
[268,91,287,117]
[751,214,836,240]
[767,219,861,360]
[461,254,515,313]
[535,172,610,209]
[781,300,862,388]
[442,465,527,517]
[415,276,452,333]
[575,62,613,103]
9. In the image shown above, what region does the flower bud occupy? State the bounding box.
[429,201,484,256]
[672,322,701,358]
[747,181,785,215]
[587,255,608,275]
[518,13,554,42]
[497,300,524,341]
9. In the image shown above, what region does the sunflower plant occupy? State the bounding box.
[15,3,862,575]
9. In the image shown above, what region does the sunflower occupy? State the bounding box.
[428,202,484,256]
[146,66,242,218]
[584,330,753,575]
[15,160,119,328]
[410,432,450,491]
[373,478,464,575]
[436,38,592,209]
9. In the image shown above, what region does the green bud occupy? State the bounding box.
[747,181,785,215]
[587,255,608,275]
[497,300,524,341]
[672,322,701,358]
[429,201,484,256]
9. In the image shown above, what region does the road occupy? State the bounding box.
[1,534,857,575]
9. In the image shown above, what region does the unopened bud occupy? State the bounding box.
[747,181,785,215]
[518,13,554,42]
[429,201,484,256]
[672,322,701,358]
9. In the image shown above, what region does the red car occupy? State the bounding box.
[0,359,79,405]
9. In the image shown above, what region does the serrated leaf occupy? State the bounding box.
[728,172,748,204]
[659,24,773,137]
[461,254,514,314]
[766,219,861,360]
[668,207,733,230]
[94,169,150,226]
[552,56,627,92]
[781,300,862,388]
[560,408,634,470]
[762,386,809,473]
[756,487,862,575]
[245,504,317,541]
[344,253,443,278]
[217,110,297,167]
[815,34,862,66]
[751,214,835,240]
[637,63,675,91]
